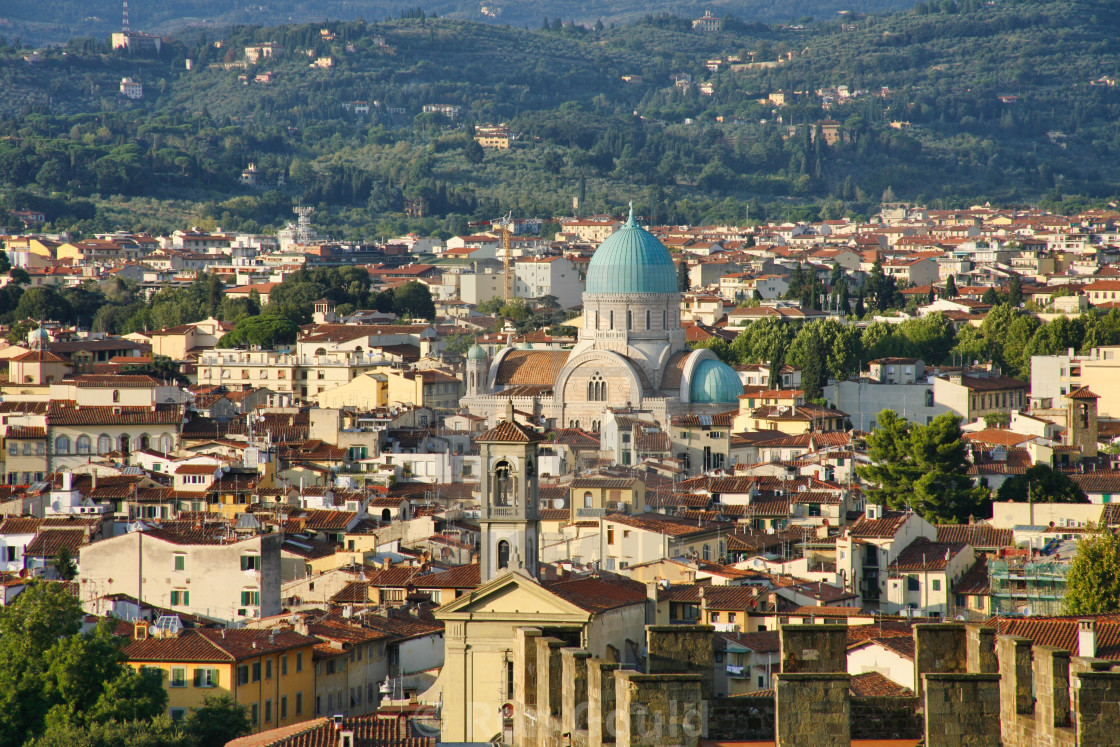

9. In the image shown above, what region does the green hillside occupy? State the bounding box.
[0,0,1118,237]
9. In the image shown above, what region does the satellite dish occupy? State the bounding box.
[1022,606,1032,616]
[148,625,159,637]
[955,615,965,621]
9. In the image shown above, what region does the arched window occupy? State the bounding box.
[497,540,510,569]
[609,311,614,329]
[314,347,327,356]
[158,434,173,454]
[469,372,476,388]
[97,434,112,454]
[703,543,711,561]
[382,508,392,522]
[76,435,91,455]
[119,434,131,454]
[588,373,606,402]
[627,310,632,330]
[594,310,599,329]
[583,491,593,508]
[493,460,515,507]
[925,390,934,407]
[139,434,150,450]
[646,310,651,330]
[111,390,121,403]
[54,435,70,455]
[663,309,668,329]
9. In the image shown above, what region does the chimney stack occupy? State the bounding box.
[1079,619,1097,658]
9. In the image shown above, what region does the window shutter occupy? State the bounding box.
[194,668,203,687]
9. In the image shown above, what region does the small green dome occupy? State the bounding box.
[467,344,487,361]
[690,358,744,403]
[585,205,678,295]
[518,341,533,350]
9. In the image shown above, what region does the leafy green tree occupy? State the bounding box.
[53,547,76,581]
[857,409,917,507]
[15,287,73,323]
[218,315,300,349]
[182,695,251,747]
[996,464,1088,504]
[1008,275,1022,307]
[120,356,190,386]
[391,280,436,320]
[1064,524,1120,615]
[0,580,165,747]
[28,717,191,747]
[981,287,1002,305]
[858,410,988,522]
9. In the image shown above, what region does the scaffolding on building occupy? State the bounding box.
[988,559,1069,616]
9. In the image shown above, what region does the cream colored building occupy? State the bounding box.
[79,529,283,625]
[430,572,647,743]
[932,370,1028,424]
[149,317,233,360]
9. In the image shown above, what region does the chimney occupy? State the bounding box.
[1079,619,1097,658]
[381,557,391,571]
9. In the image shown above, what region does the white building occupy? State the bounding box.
[514,256,584,308]
[119,77,143,100]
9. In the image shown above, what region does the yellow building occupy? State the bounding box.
[568,475,647,522]
[384,369,462,411]
[314,372,386,409]
[122,625,318,731]
[732,401,847,435]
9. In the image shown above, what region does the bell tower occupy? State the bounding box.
[476,400,543,582]
[1066,387,1099,458]
[465,344,489,396]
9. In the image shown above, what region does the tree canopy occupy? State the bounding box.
[1064,524,1120,615]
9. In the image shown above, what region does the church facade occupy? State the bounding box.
[462,208,744,429]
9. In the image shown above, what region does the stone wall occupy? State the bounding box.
[511,620,1120,747]
[646,625,714,699]
[774,673,850,747]
[923,673,1001,747]
[779,624,847,673]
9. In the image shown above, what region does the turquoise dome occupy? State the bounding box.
[467,344,487,361]
[585,205,678,295]
[690,358,745,403]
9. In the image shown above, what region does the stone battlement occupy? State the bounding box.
[510,620,1120,746]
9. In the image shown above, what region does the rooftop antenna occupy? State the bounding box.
[122,0,130,32]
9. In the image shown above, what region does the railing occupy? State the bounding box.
[576,507,608,517]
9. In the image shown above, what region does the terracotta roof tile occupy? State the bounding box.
[493,350,570,387]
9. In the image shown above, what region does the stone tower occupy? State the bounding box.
[1065,387,1099,458]
[465,344,489,397]
[476,400,543,582]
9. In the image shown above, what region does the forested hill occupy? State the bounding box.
[4,0,919,47]
[1,0,1119,238]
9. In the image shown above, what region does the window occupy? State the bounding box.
[112,390,121,403]
[497,540,510,570]
[627,310,632,329]
[932,579,942,592]
[241,554,261,571]
[808,503,821,517]
[6,443,15,456]
[174,554,186,571]
[907,575,920,592]
[296,692,303,715]
[171,707,187,721]
[54,435,70,455]
[264,699,272,723]
[252,662,261,682]
[296,653,304,672]
[281,655,288,676]
[97,434,112,454]
[170,589,189,606]
[506,658,515,701]
[250,703,258,726]
[170,667,187,688]
[646,309,651,330]
[266,659,273,679]
[728,613,736,623]
[76,435,91,455]
[703,544,711,561]
[280,695,288,720]
[607,528,615,544]
[194,667,217,687]
[238,665,249,685]
[711,612,720,622]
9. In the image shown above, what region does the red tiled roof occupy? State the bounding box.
[475,419,545,443]
[123,628,319,663]
[226,712,435,747]
[542,576,648,613]
[848,510,910,539]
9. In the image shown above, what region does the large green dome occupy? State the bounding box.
[690,358,745,403]
[585,205,678,295]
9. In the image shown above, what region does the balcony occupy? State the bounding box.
[576,507,608,518]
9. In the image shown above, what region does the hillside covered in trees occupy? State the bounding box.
[0,0,1118,238]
